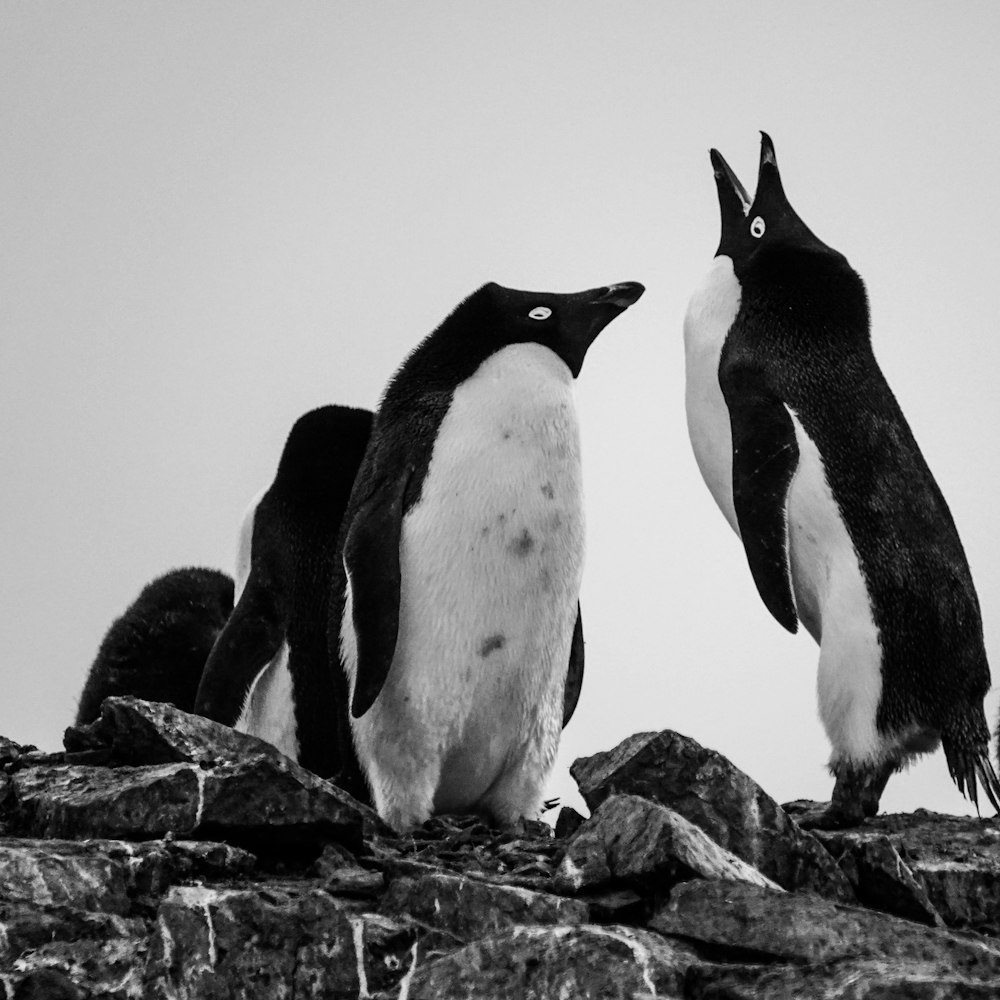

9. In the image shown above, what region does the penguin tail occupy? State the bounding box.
[943,741,1000,816]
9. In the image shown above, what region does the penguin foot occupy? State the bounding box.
[792,801,866,831]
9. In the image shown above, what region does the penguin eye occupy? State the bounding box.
[750,216,766,239]
[528,306,552,321]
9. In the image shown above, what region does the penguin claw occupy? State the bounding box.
[973,755,1000,816]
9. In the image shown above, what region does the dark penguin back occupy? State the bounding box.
[725,245,990,747]
[76,566,234,725]
[257,405,373,783]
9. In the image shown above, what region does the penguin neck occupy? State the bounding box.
[684,255,741,361]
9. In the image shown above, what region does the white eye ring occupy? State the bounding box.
[750,216,766,238]
[528,306,552,321]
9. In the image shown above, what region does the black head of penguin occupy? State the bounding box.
[270,405,374,513]
[391,281,645,394]
[712,133,868,337]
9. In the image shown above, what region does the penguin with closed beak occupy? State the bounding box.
[684,132,999,828]
[332,280,644,831]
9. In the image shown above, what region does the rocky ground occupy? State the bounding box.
[2,699,999,998]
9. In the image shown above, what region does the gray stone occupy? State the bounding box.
[145,882,416,999]
[688,962,1000,999]
[554,794,780,896]
[4,751,375,854]
[380,869,589,947]
[813,829,943,925]
[572,730,853,901]
[650,879,1000,977]
[402,924,702,999]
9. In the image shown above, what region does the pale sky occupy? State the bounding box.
[4,3,1000,818]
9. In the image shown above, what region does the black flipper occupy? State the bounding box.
[194,580,285,725]
[344,466,413,718]
[562,603,584,728]
[721,363,800,634]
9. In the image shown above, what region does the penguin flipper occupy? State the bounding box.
[722,366,800,634]
[562,603,584,728]
[194,582,284,725]
[343,467,412,719]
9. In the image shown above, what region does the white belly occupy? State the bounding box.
[785,408,884,765]
[235,640,300,762]
[684,256,741,534]
[347,342,584,828]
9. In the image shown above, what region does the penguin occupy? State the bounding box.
[684,132,1000,828]
[76,566,234,725]
[194,405,373,795]
[330,280,644,831]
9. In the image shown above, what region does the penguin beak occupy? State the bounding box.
[755,131,789,204]
[555,281,645,377]
[710,147,751,258]
[591,281,645,309]
[711,148,751,216]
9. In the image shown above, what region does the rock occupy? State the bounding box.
[379,869,589,947]
[12,969,84,1000]
[554,805,585,839]
[64,696,266,767]
[554,794,780,897]
[812,828,943,926]
[312,843,384,899]
[650,880,1000,977]
[145,882,416,999]
[687,961,1000,999]
[812,810,1000,936]
[572,730,854,901]
[4,738,380,856]
[402,924,703,999]
[4,713,1000,998]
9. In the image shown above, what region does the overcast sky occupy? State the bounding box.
[4,2,1000,818]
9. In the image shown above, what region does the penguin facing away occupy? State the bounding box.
[194,405,373,796]
[76,567,234,725]
[684,132,1000,828]
[331,280,644,832]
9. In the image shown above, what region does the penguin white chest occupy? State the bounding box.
[684,255,742,534]
[351,342,584,829]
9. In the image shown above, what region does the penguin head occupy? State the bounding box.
[458,281,645,378]
[273,405,374,504]
[711,133,847,277]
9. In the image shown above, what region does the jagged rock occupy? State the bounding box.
[11,968,84,1000]
[554,793,780,897]
[687,961,1000,999]
[808,809,1000,934]
[5,700,384,855]
[146,882,416,999]
[572,730,854,901]
[64,696,265,767]
[400,923,703,999]
[810,826,943,926]
[63,696,388,837]
[312,843,385,899]
[650,879,1000,977]
[4,714,1000,999]
[379,869,588,949]
[554,805,585,839]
